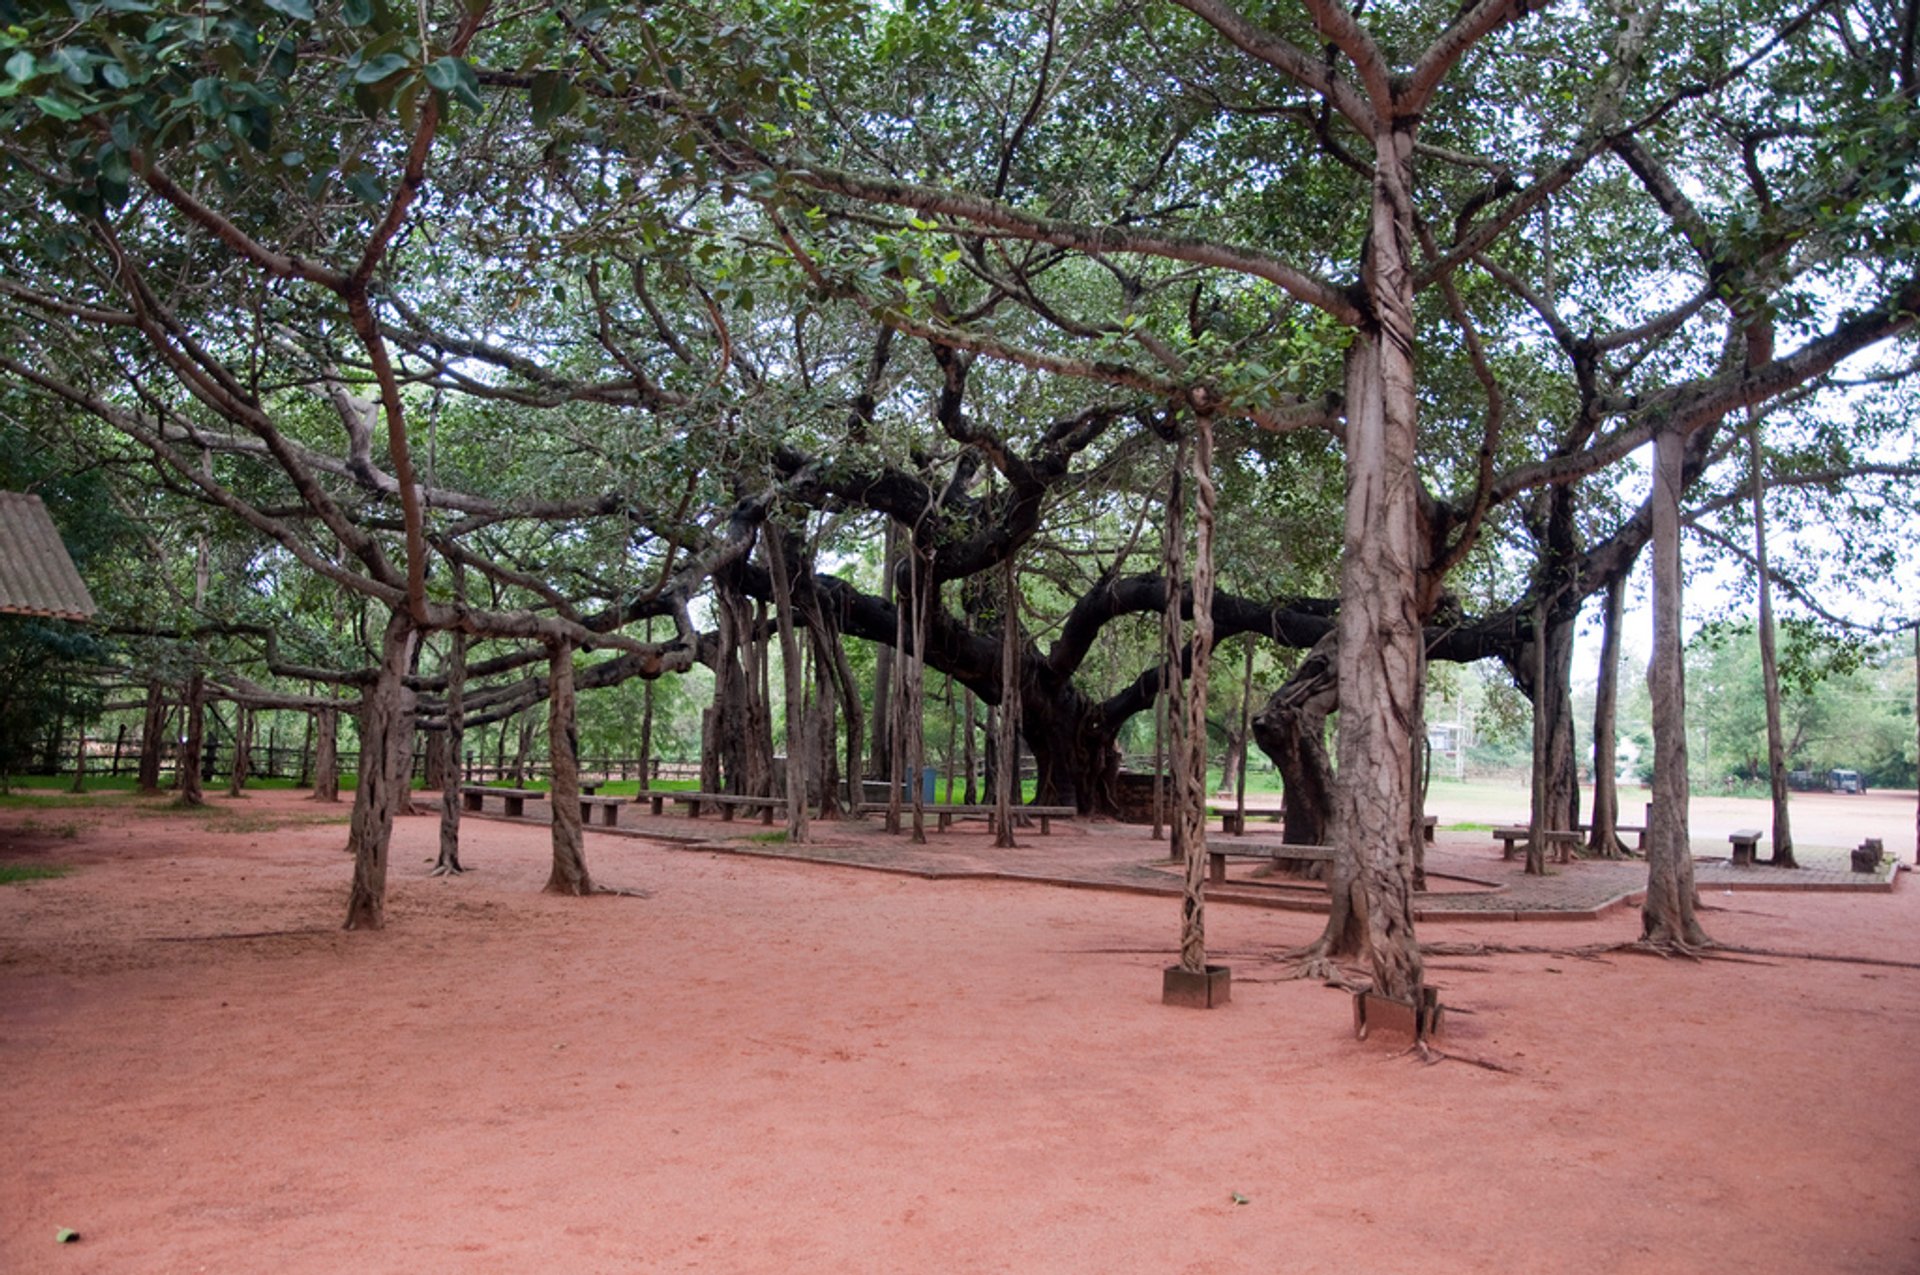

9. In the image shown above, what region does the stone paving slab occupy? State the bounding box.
[445,799,1902,922]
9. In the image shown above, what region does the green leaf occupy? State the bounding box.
[344,169,384,204]
[32,95,83,121]
[425,56,481,110]
[342,0,374,26]
[530,70,571,128]
[263,0,316,18]
[353,52,410,83]
[55,1229,79,1243]
[1230,1193,1249,1205]
[3,51,35,83]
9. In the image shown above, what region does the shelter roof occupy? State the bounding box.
[0,491,97,621]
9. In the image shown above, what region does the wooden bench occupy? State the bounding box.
[671,792,781,824]
[1208,842,1336,884]
[461,785,544,817]
[1493,825,1585,863]
[855,802,1078,835]
[1728,828,1763,865]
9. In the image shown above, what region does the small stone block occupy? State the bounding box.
[1162,964,1231,1009]
[1353,988,1444,1042]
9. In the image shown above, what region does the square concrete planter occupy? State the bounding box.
[1352,986,1443,1042]
[1162,963,1231,1009]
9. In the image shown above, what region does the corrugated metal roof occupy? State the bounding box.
[0,491,97,621]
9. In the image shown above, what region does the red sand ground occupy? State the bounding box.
[4,788,1918,1274]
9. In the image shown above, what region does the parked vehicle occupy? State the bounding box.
[1828,768,1864,794]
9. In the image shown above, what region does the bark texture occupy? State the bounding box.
[435,622,467,876]
[1253,632,1338,849]
[1748,411,1796,867]
[311,705,340,802]
[1587,574,1630,857]
[1334,163,1426,1006]
[136,682,167,793]
[1176,418,1217,974]
[344,612,420,930]
[1641,426,1708,948]
[178,670,206,808]
[544,642,592,896]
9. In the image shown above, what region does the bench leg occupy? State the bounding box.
[505,796,524,817]
[1500,838,1518,860]
[649,796,664,816]
[1039,815,1051,835]
[462,793,482,812]
[602,804,618,827]
[1209,853,1227,884]
[761,805,774,826]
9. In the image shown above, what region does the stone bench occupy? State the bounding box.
[671,792,781,824]
[578,794,624,827]
[1729,828,1764,865]
[461,785,544,817]
[1207,842,1335,884]
[855,802,1077,835]
[1493,826,1585,863]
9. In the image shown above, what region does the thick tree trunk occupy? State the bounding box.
[1642,425,1708,948]
[178,671,206,808]
[1176,417,1218,974]
[1253,633,1338,850]
[1333,161,1426,1006]
[713,583,760,796]
[344,612,420,930]
[136,682,167,793]
[422,728,454,792]
[1232,637,1255,832]
[812,636,841,818]
[1160,446,1187,865]
[869,524,898,777]
[311,706,340,802]
[903,551,931,844]
[435,621,467,876]
[766,530,812,843]
[1526,598,1551,876]
[226,704,252,797]
[1749,411,1795,867]
[545,641,592,895]
[962,690,978,804]
[1588,573,1630,857]
[545,641,587,890]
[994,554,1022,849]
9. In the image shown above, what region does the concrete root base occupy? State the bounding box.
[1353,987,1444,1042]
[1162,963,1231,1009]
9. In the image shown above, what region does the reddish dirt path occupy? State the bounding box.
[4,789,1918,1273]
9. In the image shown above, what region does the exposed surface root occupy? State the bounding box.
[1420,940,1615,963]
[593,884,653,898]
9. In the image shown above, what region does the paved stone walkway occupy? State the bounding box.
[449,795,1902,922]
